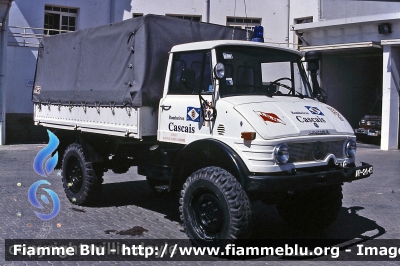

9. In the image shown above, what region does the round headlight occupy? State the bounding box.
[214,62,225,79]
[345,139,357,158]
[274,143,289,164]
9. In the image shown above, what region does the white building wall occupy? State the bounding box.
[381,45,400,150]
[300,18,400,47]
[211,0,288,45]
[6,46,37,114]
[130,0,289,46]
[6,0,116,115]
[130,0,203,19]
[9,0,115,30]
[288,0,319,48]
[321,0,400,20]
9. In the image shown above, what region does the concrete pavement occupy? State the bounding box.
[0,142,399,265]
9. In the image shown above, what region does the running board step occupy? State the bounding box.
[154,185,169,192]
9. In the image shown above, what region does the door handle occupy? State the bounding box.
[160,105,171,111]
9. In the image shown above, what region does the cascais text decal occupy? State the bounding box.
[296,116,326,123]
[168,122,195,133]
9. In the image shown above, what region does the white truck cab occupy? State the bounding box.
[159,40,356,174]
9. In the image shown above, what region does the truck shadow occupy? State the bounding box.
[90,180,182,221]
[250,203,385,240]
[91,180,385,241]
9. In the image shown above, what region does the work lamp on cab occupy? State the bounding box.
[274,143,289,164]
[345,139,357,158]
[214,62,225,79]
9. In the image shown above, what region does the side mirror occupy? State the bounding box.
[181,69,196,89]
[316,94,327,103]
[304,51,324,99]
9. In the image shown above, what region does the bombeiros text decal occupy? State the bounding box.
[169,115,185,121]
[291,111,309,115]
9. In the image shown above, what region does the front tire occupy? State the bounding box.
[61,143,103,206]
[277,184,343,231]
[180,167,251,246]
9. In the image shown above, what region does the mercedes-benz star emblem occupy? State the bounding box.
[312,141,324,160]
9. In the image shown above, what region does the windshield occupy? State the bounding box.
[215,46,312,98]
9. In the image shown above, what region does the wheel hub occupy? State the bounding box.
[66,159,83,193]
[193,193,224,234]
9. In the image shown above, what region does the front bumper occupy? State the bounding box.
[246,162,373,193]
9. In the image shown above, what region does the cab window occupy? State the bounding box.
[169,50,212,95]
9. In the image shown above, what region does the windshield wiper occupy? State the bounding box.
[294,91,304,99]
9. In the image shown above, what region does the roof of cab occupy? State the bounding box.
[170,40,303,56]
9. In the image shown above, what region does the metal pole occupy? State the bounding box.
[206,0,210,23]
[0,1,12,145]
[287,0,290,47]
[110,0,115,23]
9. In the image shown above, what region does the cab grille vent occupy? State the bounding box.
[288,141,344,162]
[217,124,225,135]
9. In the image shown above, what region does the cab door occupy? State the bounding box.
[158,50,214,144]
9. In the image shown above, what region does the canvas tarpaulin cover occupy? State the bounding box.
[33,14,246,107]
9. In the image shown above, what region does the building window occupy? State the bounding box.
[44,5,78,35]
[294,17,313,48]
[226,17,261,31]
[132,13,143,18]
[166,14,201,22]
[295,17,313,24]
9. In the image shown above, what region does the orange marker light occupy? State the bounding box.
[241,132,256,140]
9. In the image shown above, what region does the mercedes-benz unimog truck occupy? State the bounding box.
[33,15,373,246]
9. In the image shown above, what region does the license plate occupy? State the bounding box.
[355,166,373,177]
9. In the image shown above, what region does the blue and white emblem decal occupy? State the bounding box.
[187,107,200,122]
[305,106,324,116]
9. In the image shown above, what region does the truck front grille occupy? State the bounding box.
[288,141,344,162]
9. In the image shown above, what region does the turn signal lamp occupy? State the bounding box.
[251,25,264,42]
[241,132,256,140]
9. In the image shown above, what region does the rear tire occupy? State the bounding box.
[277,185,343,231]
[180,167,251,247]
[61,143,103,206]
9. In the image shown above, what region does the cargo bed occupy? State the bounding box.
[34,104,157,138]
